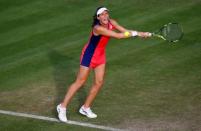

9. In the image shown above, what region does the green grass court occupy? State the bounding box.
[0,0,201,130]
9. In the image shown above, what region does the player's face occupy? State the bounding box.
[98,11,109,25]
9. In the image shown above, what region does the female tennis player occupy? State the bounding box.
[57,6,151,122]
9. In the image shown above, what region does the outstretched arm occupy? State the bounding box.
[110,19,151,38]
[93,25,131,39]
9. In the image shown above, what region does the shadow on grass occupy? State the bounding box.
[48,49,87,117]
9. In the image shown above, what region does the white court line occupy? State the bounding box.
[0,110,125,131]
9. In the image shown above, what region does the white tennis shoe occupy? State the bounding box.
[57,104,67,122]
[79,105,97,118]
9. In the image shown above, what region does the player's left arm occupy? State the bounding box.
[110,19,128,32]
[110,19,151,38]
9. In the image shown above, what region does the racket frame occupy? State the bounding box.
[151,23,183,42]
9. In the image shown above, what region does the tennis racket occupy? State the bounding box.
[149,23,183,42]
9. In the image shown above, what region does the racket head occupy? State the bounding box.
[160,23,184,42]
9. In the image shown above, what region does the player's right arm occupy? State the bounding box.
[93,25,131,39]
[110,19,151,38]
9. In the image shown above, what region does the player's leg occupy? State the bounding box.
[57,65,90,122]
[61,65,90,107]
[79,64,105,118]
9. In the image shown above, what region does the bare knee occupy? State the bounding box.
[89,80,104,94]
[94,79,104,87]
[74,78,86,87]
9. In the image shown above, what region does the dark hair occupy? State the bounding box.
[92,6,105,27]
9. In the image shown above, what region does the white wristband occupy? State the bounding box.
[131,31,138,37]
[148,32,152,36]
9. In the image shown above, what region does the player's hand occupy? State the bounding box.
[138,32,151,38]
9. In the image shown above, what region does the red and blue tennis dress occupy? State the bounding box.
[80,22,116,68]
